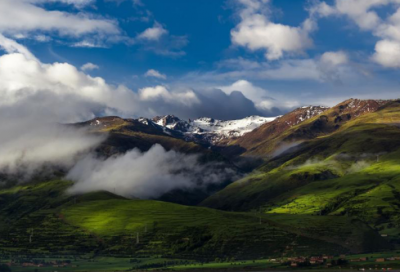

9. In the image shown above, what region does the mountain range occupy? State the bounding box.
[1,98,400,270]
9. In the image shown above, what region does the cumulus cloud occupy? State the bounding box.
[231,0,314,60]
[1,35,275,120]
[372,39,400,68]
[320,51,348,66]
[0,53,138,119]
[144,69,167,79]
[318,51,349,83]
[218,80,299,114]
[139,86,200,107]
[137,23,168,41]
[81,62,100,71]
[220,80,274,110]
[67,144,238,199]
[0,48,122,180]
[310,0,400,68]
[0,39,242,197]
[133,22,188,57]
[72,40,107,48]
[0,47,270,123]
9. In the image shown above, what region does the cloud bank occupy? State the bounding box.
[67,144,238,199]
[0,38,242,199]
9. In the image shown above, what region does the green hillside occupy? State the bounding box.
[0,180,388,264]
[202,101,400,245]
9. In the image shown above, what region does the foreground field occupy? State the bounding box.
[0,180,388,266]
[4,251,400,272]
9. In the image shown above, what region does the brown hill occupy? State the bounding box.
[231,99,391,157]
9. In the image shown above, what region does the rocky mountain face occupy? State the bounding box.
[152,115,277,146]
[231,106,330,155]
[229,99,397,157]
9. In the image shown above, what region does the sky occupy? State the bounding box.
[1,0,400,121]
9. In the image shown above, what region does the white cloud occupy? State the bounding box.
[0,52,138,120]
[320,51,348,66]
[231,0,314,60]
[67,144,238,199]
[254,53,349,82]
[137,23,168,41]
[35,35,51,42]
[0,37,261,122]
[0,0,119,39]
[81,62,100,71]
[72,40,107,48]
[308,1,337,17]
[144,69,167,79]
[217,57,262,70]
[0,117,104,179]
[0,39,233,185]
[139,86,199,106]
[310,0,400,68]
[0,38,258,190]
[372,39,400,68]
[0,33,37,60]
[191,50,351,84]
[219,79,267,103]
[33,0,95,8]
[262,52,349,83]
[334,0,384,30]
[219,79,299,110]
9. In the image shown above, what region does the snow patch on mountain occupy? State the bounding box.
[152,115,277,145]
[297,106,330,124]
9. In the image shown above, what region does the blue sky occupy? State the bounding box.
[1,0,400,120]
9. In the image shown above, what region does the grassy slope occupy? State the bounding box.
[201,102,400,242]
[0,181,388,261]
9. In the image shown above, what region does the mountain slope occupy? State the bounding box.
[78,116,204,156]
[230,106,329,156]
[202,100,400,242]
[230,100,393,157]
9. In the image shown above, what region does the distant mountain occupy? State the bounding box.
[151,115,277,145]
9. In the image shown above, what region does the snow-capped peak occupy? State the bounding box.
[152,115,277,145]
